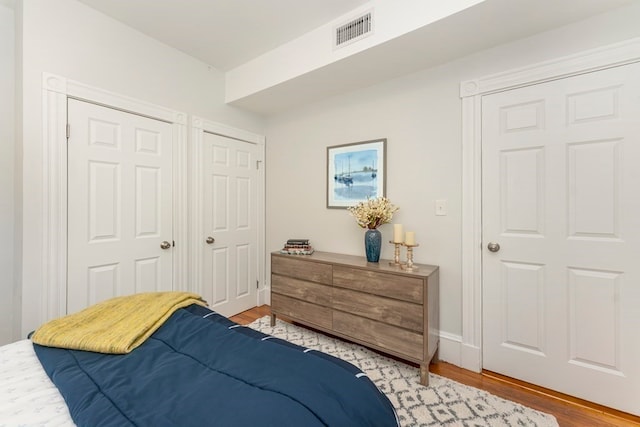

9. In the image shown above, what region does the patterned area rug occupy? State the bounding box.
[248,317,559,427]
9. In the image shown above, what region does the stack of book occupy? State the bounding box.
[280,239,314,255]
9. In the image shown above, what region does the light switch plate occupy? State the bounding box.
[435,199,447,216]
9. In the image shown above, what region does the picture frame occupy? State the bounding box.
[326,138,386,209]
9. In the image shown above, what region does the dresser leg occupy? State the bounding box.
[270,313,276,327]
[420,364,429,386]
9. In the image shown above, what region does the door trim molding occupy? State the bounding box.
[459,37,640,372]
[41,73,188,323]
[190,117,266,309]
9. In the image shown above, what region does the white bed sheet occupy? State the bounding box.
[0,339,74,427]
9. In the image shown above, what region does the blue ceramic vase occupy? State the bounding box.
[364,228,382,262]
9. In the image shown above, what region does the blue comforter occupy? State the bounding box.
[34,305,399,426]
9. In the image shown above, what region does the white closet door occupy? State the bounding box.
[201,132,258,317]
[67,99,174,313]
[482,62,640,415]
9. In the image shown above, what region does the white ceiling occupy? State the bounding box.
[76,0,633,114]
[76,0,370,71]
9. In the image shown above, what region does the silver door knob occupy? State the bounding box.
[206,236,215,244]
[160,241,171,250]
[487,242,500,252]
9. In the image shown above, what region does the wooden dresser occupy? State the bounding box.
[270,251,439,385]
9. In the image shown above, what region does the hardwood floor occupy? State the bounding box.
[230,305,640,427]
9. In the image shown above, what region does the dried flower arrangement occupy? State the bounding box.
[347,197,399,230]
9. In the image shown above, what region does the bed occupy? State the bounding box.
[0,293,399,426]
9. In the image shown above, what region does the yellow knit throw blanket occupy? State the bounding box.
[31,292,206,354]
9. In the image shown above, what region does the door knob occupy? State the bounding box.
[487,242,500,252]
[160,241,171,250]
[206,236,215,244]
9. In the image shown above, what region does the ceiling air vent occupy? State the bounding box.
[334,11,373,48]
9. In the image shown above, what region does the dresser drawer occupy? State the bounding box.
[272,275,331,306]
[333,311,423,361]
[333,266,423,303]
[332,287,423,333]
[272,256,332,285]
[271,294,332,329]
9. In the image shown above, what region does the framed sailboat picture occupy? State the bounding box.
[326,139,386,209]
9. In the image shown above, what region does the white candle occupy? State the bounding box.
[405,231,415,246]
[393,224,403,243]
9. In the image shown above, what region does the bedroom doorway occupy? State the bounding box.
[66,98,175,313]
[481,61,640,414]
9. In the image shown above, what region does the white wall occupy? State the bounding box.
[13,0,23,344]
[264,2,640,344]
[0,2,16,345]
[18,0,265,336]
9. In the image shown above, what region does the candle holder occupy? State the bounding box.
[388,241,404,267]
[401,243,420,271]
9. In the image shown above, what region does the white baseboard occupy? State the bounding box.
[258,287,271,306]
[437,332,482,373]
[460,343,482,373]
[438,331,463,367]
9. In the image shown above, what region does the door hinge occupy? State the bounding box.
[256,280,259,289]
[256,160,262,170]
[66,123,70,139]
[172,240,175,247]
